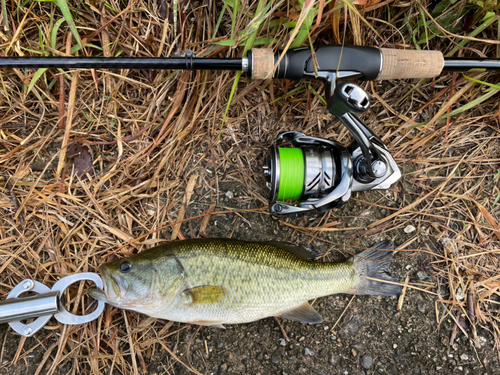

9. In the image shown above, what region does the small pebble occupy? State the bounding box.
[279,338,286,346]
[328,352,338,366]
[225,190,234,199]
[303,348,315,357]
[361,354,373,369]
[460,354,469,361]
[217,363,227,375]
[404,224,416,233]
[418,301,427,313]
[417,271,428,280]
[476,336,487,348]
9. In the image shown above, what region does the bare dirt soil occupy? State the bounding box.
[1,152,499,375]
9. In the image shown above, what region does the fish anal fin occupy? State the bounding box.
[189,320,225,329]
[279,302,323,324]
[181,285,228,305]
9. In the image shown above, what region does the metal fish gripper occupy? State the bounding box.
[0,273,105,337]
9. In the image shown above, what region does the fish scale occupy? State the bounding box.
[151,240,349,324]
[90,238,400,326]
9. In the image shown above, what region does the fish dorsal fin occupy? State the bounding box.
[279,302,323,324]
[263,241,319,261]
[181,285,228,305]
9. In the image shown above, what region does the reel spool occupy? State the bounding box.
[263,82,401,216]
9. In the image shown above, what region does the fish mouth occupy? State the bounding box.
[89,266,123,303]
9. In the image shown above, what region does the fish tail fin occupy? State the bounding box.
[350,240,402,296]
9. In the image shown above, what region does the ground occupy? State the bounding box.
[1,195,499,375]
[1,0,500,374]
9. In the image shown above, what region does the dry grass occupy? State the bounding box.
[0,0,499,373]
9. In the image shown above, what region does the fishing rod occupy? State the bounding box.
[2,46,500,100]
[3,45,499,215]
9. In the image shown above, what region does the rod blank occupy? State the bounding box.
[443,58,500,72]
[0,57,244,71]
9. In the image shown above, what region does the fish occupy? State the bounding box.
[89,238,401,327]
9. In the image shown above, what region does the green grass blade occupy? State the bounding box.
[397,78,425,105]
[447,12,498,56]
[56,0,83,50]
[307,84,326,104]
[231,0,239,40]
[51,18,66,50]
[27,68,48,95]
[271,85,306,103]
[213,4,227,39]
[463,74,500,90]
[214,37,277,47]
[38,26,45,53]
[218,0,276,139]
[438,87,499,119]
[410,87,499,128]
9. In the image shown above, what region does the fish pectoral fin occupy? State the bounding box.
[189,320,225,329]
[279,302,323,324]
[181,285,228,305]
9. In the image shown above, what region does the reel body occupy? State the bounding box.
[264,133,353,215]
[264,82,401,216]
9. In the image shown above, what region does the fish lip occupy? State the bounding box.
[100,266,109,295]
[100,266,123,302]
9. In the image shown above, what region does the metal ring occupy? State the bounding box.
[52,273,105,325]
[7,280,53,337]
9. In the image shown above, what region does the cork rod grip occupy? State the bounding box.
[377,49,444,80]
[251,48,275,80]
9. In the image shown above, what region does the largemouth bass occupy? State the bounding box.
[90,239,400,326]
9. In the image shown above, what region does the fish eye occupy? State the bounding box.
[120,262,131,273]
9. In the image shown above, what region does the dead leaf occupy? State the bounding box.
[68,144,94,180]
[159,0,168,19]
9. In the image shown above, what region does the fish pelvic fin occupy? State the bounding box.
[189,320,225,329]
[350,240,402,296]
[279,302,323,324]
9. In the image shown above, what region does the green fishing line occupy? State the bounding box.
[277,148,304,200]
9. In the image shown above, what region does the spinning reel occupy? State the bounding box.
[263,82,401,216]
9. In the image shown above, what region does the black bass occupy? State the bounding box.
[90,239,401,326]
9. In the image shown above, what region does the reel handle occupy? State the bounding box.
[328,82,386,183]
